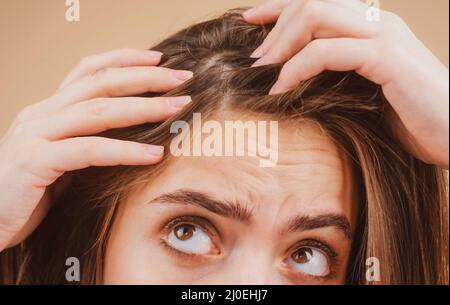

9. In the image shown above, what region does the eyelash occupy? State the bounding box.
[159,215,221,258]
[159,215,341,280]
[286,239,340,281]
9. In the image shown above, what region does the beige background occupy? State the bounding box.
[0,0,448,134]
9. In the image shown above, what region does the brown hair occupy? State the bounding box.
[1,8,448,285]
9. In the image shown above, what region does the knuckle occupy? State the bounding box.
[93,67,112,79]
[11,120,34,137]
[382,11,407,32]
[16,104,37,123]
[302,1,322,23]
[85,99,108,117]
[89,68,116,96]
[78,55,94,69]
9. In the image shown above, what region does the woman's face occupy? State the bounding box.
[104,121,358,284]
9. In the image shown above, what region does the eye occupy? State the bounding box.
[286,247,330,277]
[166,223,219,255]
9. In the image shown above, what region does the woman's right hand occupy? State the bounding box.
[0,48,193,251]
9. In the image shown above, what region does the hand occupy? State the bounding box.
[244,0,449,168]
[0,48,193,251]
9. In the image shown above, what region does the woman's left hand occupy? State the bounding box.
[244,0,449,168]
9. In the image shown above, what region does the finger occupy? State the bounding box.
[44,137,165,173]
[40,96,192,140]
[253,1,378,66]
[59,48,163,88]
[250,0,306,58]
[244,0,364,25]
[243,0,290,24]
[269,38,374,94]
[324,0,368,12]
[249,0,364,58]
[45,67,193,110]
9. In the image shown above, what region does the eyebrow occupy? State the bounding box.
[149,189,253,222]
[148,189,352,239]
[284,214,353,240]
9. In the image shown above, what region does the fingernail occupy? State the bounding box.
[145,145,164,156]
[252,57,266,67]
[243,8,256,19]
[250,46,264,58]
[269,82,281,95]
[168,96,192,109]
[173,70,194,81]
[148,50,163,58]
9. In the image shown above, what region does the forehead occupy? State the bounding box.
[143,120,357,224]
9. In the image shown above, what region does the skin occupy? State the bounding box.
[0,49,193,251]
[0,0,447,284]
[104,121,357,284]
[244,0,449,168]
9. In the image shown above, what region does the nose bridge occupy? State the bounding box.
[224,242,276,284]
[197,248,276,285]
[203,194,285,285]
[226,200,281,285]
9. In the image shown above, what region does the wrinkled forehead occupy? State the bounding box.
[145,120,356,222]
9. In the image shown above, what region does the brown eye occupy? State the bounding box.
[174,224,196,241]
[287,247,329,277]
[166,222,218,255]
[291,248,313,264]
